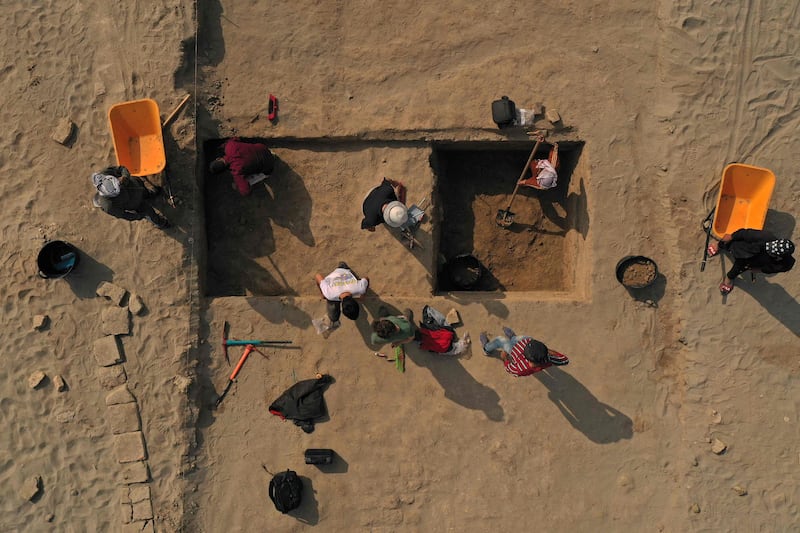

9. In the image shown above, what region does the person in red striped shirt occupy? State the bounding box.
[479,327,568,376]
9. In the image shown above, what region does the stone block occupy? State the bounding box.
[19,475,42,501]
[97,364,127,390]
[93,335,123,366]
[96,281,127,306]
[113,431,147,463]
[51,117,74,145]
[28,371,47,389]
[128,293,145,316]
[101,307,130,336]
[445,308,461,327]
[128,483,150,503]
[106,384,136,405]
[120,502,133,524]
[53,375,67,392]
[122,520,154,533]
[32,314,49,330]
[545,109,561,124]
[107,403,141,434]
[118,461,149,484]
[132,498,153,521]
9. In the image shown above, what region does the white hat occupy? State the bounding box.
[92,172,121,198]
[383,201,408,228]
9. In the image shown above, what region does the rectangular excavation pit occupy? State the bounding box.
[431,140,587,293]
[202,138,437,298]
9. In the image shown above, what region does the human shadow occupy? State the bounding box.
[738,277,800,336]
[358,298,504,421]
[763,208,796,238]
[292,475,319,525]
[63,247,114,299]
[408,349,505,421]
[535,367,633,444]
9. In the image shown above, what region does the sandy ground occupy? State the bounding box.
[1,1,799,532]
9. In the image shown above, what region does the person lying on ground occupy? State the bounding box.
[707,229,795,294]
[371,308,416,347]
[480,327,568,377]
[209,137,276,196]
[91,166,169,229]
[361,177,408,231]
[314,262,369,325]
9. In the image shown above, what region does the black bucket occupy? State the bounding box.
[615,256,658,289]
[37,240,80,279]
[446,254,483,290]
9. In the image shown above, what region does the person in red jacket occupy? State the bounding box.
[209,137,276,196]
[480,327,568,377]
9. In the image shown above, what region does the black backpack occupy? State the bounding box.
[269,470,303,513]
[491,96,516,128]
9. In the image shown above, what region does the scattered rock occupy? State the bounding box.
[711,410,722,424]
[118,461,150,485]
[545,109,561,124]
[106,384,136,406]
[106,403,141,434]
[93,335,123,366]
[96,281,127,306]
[53,375,67,392]
[732,485,748,496]
[711,438,727,454]
[55,410,75,423]
[128,293,145,316]
[28,371,47,389]
[32,314,49,330]
[45,513,54,522]
[691,457,699,467]
[97,364,127,390]
[101,307,130,336]
[20,475,42,501]
[690,503,701,514]
[114,431,147,463]
[173,375,192,394]
[51,117,74,145]
[445,308,461,327]
[616,473,634,492]
[592,46,599,53]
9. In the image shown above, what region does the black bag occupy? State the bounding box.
[305,448,335,465]
[522,339,549,365]
[269,470,303,513]
[491,96,516,128]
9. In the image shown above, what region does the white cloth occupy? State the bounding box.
[534,160,558,189]
[92,173,121,197]
[319,268,368,301]
[246,173,268,185]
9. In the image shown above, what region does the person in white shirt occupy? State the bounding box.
[314,262,369,323]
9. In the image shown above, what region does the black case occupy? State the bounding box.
[304,448,334,465]
[491,96,516,128]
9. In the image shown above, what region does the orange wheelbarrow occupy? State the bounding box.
[700,163,775,271]
[108,98,166,177]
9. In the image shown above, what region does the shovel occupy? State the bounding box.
[496,136,543,228]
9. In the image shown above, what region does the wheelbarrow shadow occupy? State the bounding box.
[535,367,633,444]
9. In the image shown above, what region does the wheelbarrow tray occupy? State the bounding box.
[711,163,775,239]
[108,98,166,176]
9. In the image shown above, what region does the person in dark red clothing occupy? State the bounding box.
[479,327,568,377]
[209,138,276,196]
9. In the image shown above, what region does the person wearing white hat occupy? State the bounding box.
[707,229,795,294]
[91,165,170,228]
[361,177,407,231]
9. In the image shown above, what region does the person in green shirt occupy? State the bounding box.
[371,308,416,347]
